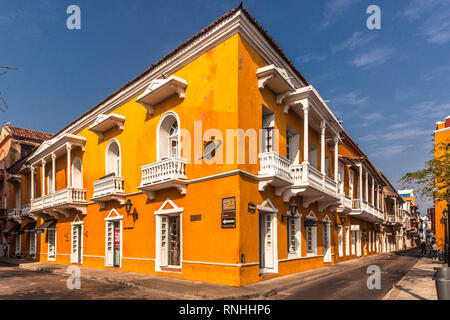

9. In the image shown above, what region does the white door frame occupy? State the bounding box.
[105,209,123,267]
[71,215,84,264]
[322,215,331,263]
[257,198,278,274]
[154,198,183,272]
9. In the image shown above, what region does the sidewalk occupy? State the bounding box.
[0,250,410,300]
[383,257,443,300]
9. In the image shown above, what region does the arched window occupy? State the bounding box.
[157,112,180,161]
[72,157,83,188]
[105,140,121,176]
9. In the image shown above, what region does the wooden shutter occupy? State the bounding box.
[29,232,36,256]
[160,217,168,267]
[105,222,114,266]
[48,230,56,259]
[264,214,274,268]
[71,225,78,263]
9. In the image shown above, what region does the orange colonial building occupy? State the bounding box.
[3,6,408,286]
[434,116,450,251]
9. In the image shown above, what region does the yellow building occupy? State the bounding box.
[434,116,450,251]
[4,6,405,286]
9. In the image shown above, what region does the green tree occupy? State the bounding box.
[400,142,450,202]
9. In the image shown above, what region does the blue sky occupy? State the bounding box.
[1,0,449,212]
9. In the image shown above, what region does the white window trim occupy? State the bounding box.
[104,209,123,268]
[287,212,302,258]
[305,211,318,257]
[351,230,356,255]
[105,139,122,176]
[257,198,279,274]
[71,215,84,264]
[154,198,183,272]
[338,225,344,257]
[29,231,36,257]
[47,229,57,261]
[156,111,181,161]
[345,226,350,256]
[15,234,21,256]
[322,215,332,263]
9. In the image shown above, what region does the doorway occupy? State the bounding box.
[259,213,275,273]
[71,224,83,264]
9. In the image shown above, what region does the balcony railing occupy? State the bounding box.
[20,204,30,218]
[138,157,187,199]
[7,208,21,221]
[291,163,338,197]
[258,152,292,182]
[337,194,352,214]
[30,187,87,215]
[352,199,361,210]
[92,175,126,207]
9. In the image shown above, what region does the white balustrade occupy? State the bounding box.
[258,152,292,181]
[140,158,187,186]
[30,187,87,212]
[93,176,125,199]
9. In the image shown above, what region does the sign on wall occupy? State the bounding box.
[221,212,236,229]
[114,229,120,249]
[222,197,236,211]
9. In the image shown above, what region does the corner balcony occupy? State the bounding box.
[258,152,292,195]
[92,175,126,208]
[7,208,21,222]
[20,204,35,220]
[286,163,339,210]
[30,187,88,217]
[257,152,340,210]
[350,199,384,223]
[337,194,352,214]
[138,158,187,200]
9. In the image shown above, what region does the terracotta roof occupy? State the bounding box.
[53,4,309,137]
[5,126,53,142]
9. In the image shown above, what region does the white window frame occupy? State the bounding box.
[104,209,123,267]
[351,230,356,255]
[305,211,318,257]
[29,231,36,258]
[287,212,302,258]
[345,226,350,256]
[338,225,343,257]
[71,216,84,264]
[15,234,21,256]
[157,111,181,161]
[155,198,183,272]
[105,139,122,176]
[47,228,57,261]
[322,215,332,263]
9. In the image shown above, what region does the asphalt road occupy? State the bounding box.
[269,248,421,300]
[0,261,174,300]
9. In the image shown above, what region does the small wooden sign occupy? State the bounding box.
[190,214,202,222]
[248,202,256,213]
[222,197,236,211]
[221,211,236,228]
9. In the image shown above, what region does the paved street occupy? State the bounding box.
[269,249,421,300]
[0,249,427,300]
[0,261,174,300]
